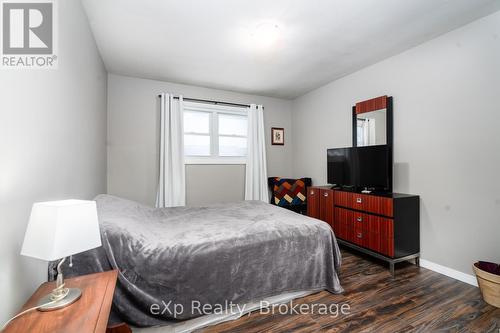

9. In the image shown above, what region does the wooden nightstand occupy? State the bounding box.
[4,270,119,333]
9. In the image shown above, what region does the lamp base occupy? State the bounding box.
[37,288,82,311]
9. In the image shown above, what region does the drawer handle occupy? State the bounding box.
[356,197,363,204]
[357,232,363,238]
[324,193,328,197]
[310,191,314,195]
[357,216,363,222]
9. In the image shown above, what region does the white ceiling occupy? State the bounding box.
[82,0,500,99]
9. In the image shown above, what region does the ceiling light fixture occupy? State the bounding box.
[251,22,281,48]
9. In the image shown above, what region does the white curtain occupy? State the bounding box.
[155,93,186,207]
[245,104,269,202]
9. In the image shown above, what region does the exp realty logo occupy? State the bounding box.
[1,0,58,69]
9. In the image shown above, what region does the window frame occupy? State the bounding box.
[183,102,248,165]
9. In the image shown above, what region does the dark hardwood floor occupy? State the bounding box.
[202,248,500,333]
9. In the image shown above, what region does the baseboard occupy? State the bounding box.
[419,259,478,287]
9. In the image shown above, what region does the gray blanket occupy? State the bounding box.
[50,195,342,327]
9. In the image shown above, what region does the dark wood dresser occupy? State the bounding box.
[308,186,420,275]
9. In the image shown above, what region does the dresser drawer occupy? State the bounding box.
[334,207,363,245]
[334,207,394,257]
[334,191,393,217]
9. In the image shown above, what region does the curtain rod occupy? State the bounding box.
[157,94,251,109]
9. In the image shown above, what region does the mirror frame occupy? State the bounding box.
[352,95,393,147]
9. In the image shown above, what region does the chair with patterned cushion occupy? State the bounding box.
[268,177,312,214]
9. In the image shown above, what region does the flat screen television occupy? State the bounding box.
[327,145,392,192]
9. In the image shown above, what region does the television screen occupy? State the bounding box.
[355,145,392,191]
[327,145,392,191]
[327,147,354,188]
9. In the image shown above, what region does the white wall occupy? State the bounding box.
[107,74,293,206]
[292,11,500,275]
[0,0,107,323]
[185,164,246,206]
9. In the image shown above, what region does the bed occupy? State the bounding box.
[51,194,343,328]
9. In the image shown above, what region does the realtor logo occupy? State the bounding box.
[1,0,58,68]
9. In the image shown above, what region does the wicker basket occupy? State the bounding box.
[473,263,500,308]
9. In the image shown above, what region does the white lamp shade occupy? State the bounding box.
[21,200,102,261]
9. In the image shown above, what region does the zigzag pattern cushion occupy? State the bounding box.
[272,178,307,206]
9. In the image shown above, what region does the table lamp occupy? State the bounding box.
[20,200,102,311]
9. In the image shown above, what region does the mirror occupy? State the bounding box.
[352,96,393,147]
[356,109,387,146]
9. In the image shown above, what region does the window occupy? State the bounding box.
[184,111,211,156]
[183,102,248,163]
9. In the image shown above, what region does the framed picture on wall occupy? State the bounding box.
[271,127,284,145]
